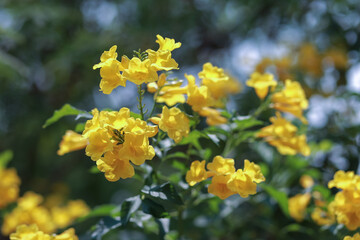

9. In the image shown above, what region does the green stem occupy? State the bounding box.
[137,84,145,120]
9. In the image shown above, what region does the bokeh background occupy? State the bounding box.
[1,0,360,239]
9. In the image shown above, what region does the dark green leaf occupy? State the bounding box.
[141,198,169,218]
[91,217,121,240]
[43,104,88,128]
[234,117,264,130]
[119,196,141,226]
[75,123,86,132]
[261,184,289,216]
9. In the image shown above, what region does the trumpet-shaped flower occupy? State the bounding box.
[10,224,78,240]
[199,107,227,126]
[344,233,360,240]
[227,169,257,198]
[246,72,277,99]
[122,57,158,85]
[156,35,181,52]
[186,160,208,186]
[147,49,179,71]
[271,79,308,123]
[57,130,87,156]
[207,156,235,176]
[156,82,187,106]
[186,74,214,111]
[93,45,126,94]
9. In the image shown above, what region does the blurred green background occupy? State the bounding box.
[1,0,360,239]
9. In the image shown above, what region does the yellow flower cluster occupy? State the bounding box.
[82,108,158,181]
[10,224,78,240]
[150,106,190,143]
[327,170,360,230]
[93,35,180,94]
[57,130,88,156]
[0,168,21,208]
[271,79,308,124]
[186,156,265,200]
[147,63,241,126]
[344,233,360,240]
[2,191,89,236]
[257,112,310,156]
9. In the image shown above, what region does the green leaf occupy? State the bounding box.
[130,111,142,119]
[119,196,141,226]
[0,150,13,168]
[234,117,264,130]
[141,182,183,212]
[233,131,257,145]
[312,185,331,200]
[43,104,88,128]
[75,123,86,133]
[91,217,122,240]
[261,184,289,216]
[78,204,117,222]
[179,130,209,149]
[89,166,100,174]
[141,198,169,218]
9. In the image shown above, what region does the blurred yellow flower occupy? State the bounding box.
[0,168,21,209]
[328,170,359,191]
[10,224,78,240]
[257,112,310,156]
[199,62,241,100]
[324,48,348,70]
[93,45,126,94]
[122,57,158,85]
[299,175,314,189]
[186,160,208,186]
[298,43,323,77]
[155,34,181,52]
[186,74,214,111]
[57,130,87,156]
[51,200,89,229]
[271,79,308,123]
[311,207,335,226]
[243,159,265,183]
[82,108,157,180]
[288,193,311,222]
[246,72,277,99]
[344,233,360,240]
[198,107,227,126]
[2,192,56,235]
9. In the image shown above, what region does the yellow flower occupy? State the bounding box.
[272,79,308,123]
[311,207,335,226]
[0,168,21,209]
[2,192,56,235]
[227,169,257,198]
[298,43,323,77]
[10,224,78,240]
[93,45,126,94]
[156,83,187,106]
[208,175,236,200]
[198,63,241,100]
[57,130,87,156]
[344,233,360,240]
[288,193,311,222]
[186,160,208,186]
[324,48,348,70]
[156,34,181,52]
[51,200,89,229]
[147,82,158,93]
[152,106,190,143]
[207,155,235,176]
[257,112,310,156]
[246,72,277,99]
[82,108,158,180]
[328,170,359,191]
[122,57,158,85]
[146,49,179,71]
[243,159,265,183]
[198,107,227,126]
[300,175,314,189]
[255,57,293,82]
[96,148,135,181]
[186,74,214,111]
[10,224,51,240]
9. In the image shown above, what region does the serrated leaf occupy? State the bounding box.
[0,150,13,169]
[261,184,289,216]
[141,198,169,218]
[234,117,264,130]
[43,104,87,128]
[119,196,141,226]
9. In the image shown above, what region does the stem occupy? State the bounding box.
[137,84,145,120]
